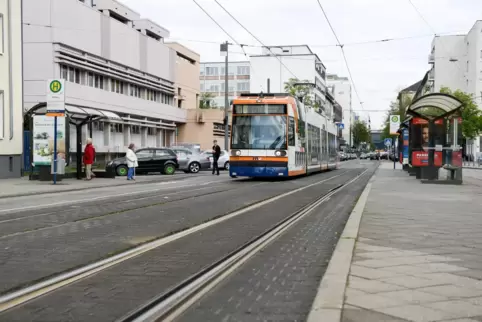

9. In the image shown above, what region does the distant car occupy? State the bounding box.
[106,148,178,176]
[170,148,211,173]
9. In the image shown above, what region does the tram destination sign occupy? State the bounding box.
[233,104,287,114]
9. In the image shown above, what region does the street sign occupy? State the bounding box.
[46,79,65,117]
[337,123,344,130]
[384,138,392,147]
[389,114,400,135]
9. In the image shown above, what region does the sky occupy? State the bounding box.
[119,0,482,130]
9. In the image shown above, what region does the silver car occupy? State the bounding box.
[170,148,211,173]
[204,150,230,170]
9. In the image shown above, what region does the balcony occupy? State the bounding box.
[428,69,435,81]
[428,54,435,64]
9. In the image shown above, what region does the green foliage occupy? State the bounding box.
[199,92,217,109]
[351,120,370,147]
[440,87,482,139]
[382,94,413,139]
[284,78,318,110]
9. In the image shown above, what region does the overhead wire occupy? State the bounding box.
[314,0,368,124]
[191,0,258,82]
[213,0,300,80]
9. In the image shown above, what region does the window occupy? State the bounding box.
[136,149,154,158]
[147,127,155,135]
[110,123,123,133]
[237,82,249,92]
[0,91,4,139]
[288,117,295,146]
[237,66,250,75]
[155,149,171,156]
[94,74,104,90]
[206,67,218,76]
[0,14,4,55]
[88,72,94,87]
[74,69,81,84]
[131,125,141,134]
[60,65,68,80]
[480,50,482,59]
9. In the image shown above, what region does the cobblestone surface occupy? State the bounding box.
[176,169,375,322]
[342,164,482,322]
[0,170,348,295]
[0,170,365,322]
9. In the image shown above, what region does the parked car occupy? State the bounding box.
[170,147,211,173]
[106,148,178,176]
[203,150,230,170]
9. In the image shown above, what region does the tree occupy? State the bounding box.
[440,87,482,139]
[382,93,413,139]
[284,78,318,109]
[199,92,217,109]
[351,120,370,147]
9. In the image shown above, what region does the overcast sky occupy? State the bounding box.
[120,0,481,129]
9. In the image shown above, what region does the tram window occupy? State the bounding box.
[288,117,295,146]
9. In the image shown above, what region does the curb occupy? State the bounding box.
[0,175,201,200]
[306,174,375,322]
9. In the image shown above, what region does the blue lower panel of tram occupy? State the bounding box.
[230,161,288,177]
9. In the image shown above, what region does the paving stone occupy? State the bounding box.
[417,285,482,299]
[349,265,404,280]
[377,290,448,305]
[379,275,449,289]
[342,305,410,322]
[347,276,405,293]
[377,304,462,322]
[424,300,482,318]
[345,293,405,309]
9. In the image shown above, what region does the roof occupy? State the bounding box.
[407,93,463,119]
[400,80,423,93]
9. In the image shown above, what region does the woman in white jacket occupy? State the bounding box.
[126,143,138,180]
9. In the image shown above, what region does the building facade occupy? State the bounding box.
[428,21,482,153]
[199,61,251,108]
[23,0,186,163]
[249,45,327,108]
[0,0,23,178]
[327,74,353,147]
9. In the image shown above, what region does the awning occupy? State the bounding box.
[32,104,122,121]
[407,93,463,117]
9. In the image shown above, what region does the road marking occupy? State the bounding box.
[0,171,350,312]
[0,179,231,214]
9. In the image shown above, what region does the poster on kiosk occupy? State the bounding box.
[410,118,444,167]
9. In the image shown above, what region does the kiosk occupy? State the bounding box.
[405,93,463,184]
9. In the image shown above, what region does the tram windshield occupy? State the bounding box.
[231,115,287,150]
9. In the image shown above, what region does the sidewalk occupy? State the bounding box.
[0,173,207,199]
[309,162,482,322]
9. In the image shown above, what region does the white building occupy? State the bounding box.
[428,21,482,152]
[23,0,186,163]
[200,61,251,108]
[327,74,353,147]
[0,0,23,178]
[249,45,327,107]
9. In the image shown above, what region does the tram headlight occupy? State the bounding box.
[275,150,282,157]
[236,150,241,156]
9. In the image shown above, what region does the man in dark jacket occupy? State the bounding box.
[212,140,221,175]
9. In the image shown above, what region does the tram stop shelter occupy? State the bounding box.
[405,93,464,184]
[25,102,122,181]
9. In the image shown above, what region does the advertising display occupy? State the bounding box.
[33,115,66,166]
[410,117,444,167]
[401,128,409,165]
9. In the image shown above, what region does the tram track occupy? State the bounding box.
[119,169,368,322]
[0,170,355,317]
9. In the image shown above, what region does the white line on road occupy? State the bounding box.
[0,179,232,214]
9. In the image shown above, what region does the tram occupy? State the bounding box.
[229,92,339,178]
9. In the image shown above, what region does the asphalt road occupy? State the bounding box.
[0,159,377,322]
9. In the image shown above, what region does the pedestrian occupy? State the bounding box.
[83,138,96,180]
[126,143,138,181]
[212,140,221,176]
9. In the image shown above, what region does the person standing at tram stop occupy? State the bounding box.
[212,140,221,176]
[126,143,139,181]
[83,138,96,181]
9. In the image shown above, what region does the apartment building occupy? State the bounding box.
[200,61,251,108]
[327,74,353,147]
[0,0,23,178]
[23,0,186,162]
[428,21,482,152]
[249,45,327,107]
